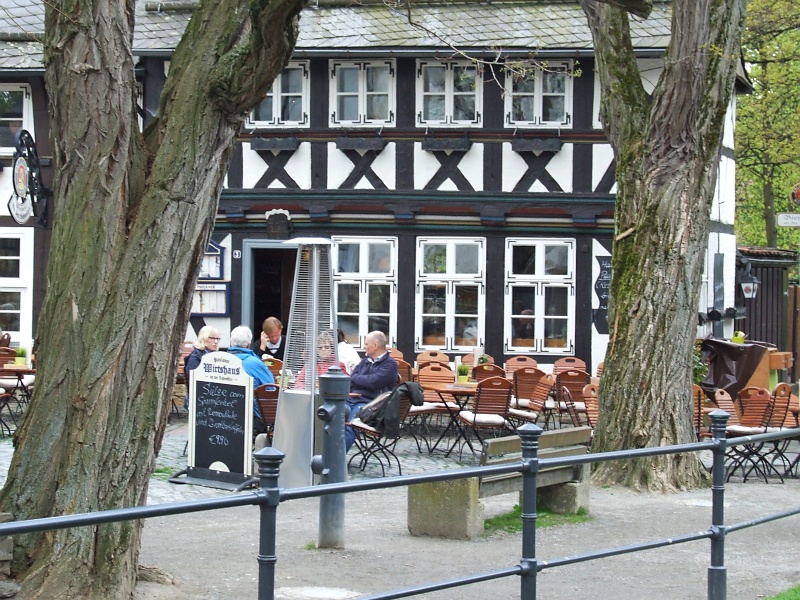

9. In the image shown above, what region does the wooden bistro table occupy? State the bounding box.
[423,381,479,457]
[2,364,36,405]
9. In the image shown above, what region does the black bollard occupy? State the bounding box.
[313,365,350,548]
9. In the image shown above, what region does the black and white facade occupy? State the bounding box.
[0,0,742,371]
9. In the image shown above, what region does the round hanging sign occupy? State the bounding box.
[7,194,33,224]
[792,183,800,206]
[13,155,29,198]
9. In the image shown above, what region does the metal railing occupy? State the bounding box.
[1,410,800,599]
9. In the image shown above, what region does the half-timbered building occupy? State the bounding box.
[0,0,745,371]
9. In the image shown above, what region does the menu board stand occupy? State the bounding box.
[169,352,253,490]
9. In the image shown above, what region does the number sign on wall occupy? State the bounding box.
[188,352,253,488]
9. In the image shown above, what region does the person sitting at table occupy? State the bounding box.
[251,316,286,361]
[294,332,345,390]
[345,330,399,451]
[184,325,221,411]
[228,325,275,434]
[337,328,361,375]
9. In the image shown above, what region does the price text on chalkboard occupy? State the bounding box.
[593,256,612,335]
[193,381,247,473]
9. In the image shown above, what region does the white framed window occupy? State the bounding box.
[505,239,575,353]
[332,237,398,349]
[0,228,34,346]
[246,62,309,128]
[416,61,482,127]
[415,238,485,351]
[0,84,32,156]
[504,61,572,128]
[329,61,395,127]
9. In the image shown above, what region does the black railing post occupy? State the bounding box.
[519,423,543,600]
[255,446,284,600]
[314,365,350,548]
[708,409,730,600]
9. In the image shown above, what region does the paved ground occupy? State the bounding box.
[2,413,800,599]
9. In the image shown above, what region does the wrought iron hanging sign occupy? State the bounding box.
[8,130,49,226]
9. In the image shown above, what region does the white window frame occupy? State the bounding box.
[504,61,573,129]
[245,61,310,129]
[329,60,396,127]
[0,228,34,347]
[504,238,576,354]
[0,84,33,156]
[416,61,483,127]
[415,237,486,351]
[332,236,398,349]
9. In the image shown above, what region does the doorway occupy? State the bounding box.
[241,240,298,336]
[252,248,297,331]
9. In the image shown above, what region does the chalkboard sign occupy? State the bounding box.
[713,253,725,337]
[592,255,612,335]
[187,352,253,488]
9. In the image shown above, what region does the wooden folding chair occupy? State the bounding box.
[553,356,587,374]
[504,355,538,377]
[348,392,412,476]
[254,383,280,445]
[472,363,506,382]
[554,369,591,426]
[396,358,413,384]
[582,383,599,430]
[455,376,513,457]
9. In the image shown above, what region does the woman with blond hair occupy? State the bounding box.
[184,325,220,410]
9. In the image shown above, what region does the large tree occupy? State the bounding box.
[579,0,747,490]
[735,0,800,248]
[0,0,303,597]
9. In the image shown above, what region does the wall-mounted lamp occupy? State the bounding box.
[740,273,760,299]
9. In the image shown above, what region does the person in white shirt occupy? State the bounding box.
[337,329,361,375]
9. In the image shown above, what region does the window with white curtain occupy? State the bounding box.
[505,238,575,353]
[416,61,482,127]
[0,228,34,345]
[0,84,32,155]
[415,238,485,351]
[332,237,398,349]
[504,61,572,128]
[246,62,309,128]
[329,60,395,127]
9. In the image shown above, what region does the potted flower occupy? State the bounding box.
[456,363,470,383]
[15,347,27,366]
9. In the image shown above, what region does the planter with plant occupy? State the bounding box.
[457,363,470,383]
[14,347,27,366]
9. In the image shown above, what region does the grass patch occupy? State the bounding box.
[484,504,591,535]
[768,586,800,600]
[151,466,173,481]
[305,541,316,550]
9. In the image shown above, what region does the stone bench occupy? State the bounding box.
[407,426,592,539]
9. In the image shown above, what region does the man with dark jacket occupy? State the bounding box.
[346,330,398,451]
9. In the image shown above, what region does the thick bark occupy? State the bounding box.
[0,0,303,597]
[578,0,746,490]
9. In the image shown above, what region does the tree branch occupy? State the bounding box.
[584,0,653,20]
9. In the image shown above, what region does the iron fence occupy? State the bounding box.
[1,410,800,600]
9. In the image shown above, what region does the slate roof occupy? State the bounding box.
[0,0,672,70]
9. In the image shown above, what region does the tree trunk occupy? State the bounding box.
[0,0,303,597]
[762,168,777,247]
[579,0,746,490]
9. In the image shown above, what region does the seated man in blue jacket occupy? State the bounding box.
[346,330,399,451]
[227,325,274,434]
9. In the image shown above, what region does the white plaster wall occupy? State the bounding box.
[241,141,311,189]
[592,144,616,194]
[413,143,483,191]
[327,143,396,189]
[501,143,573,193]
